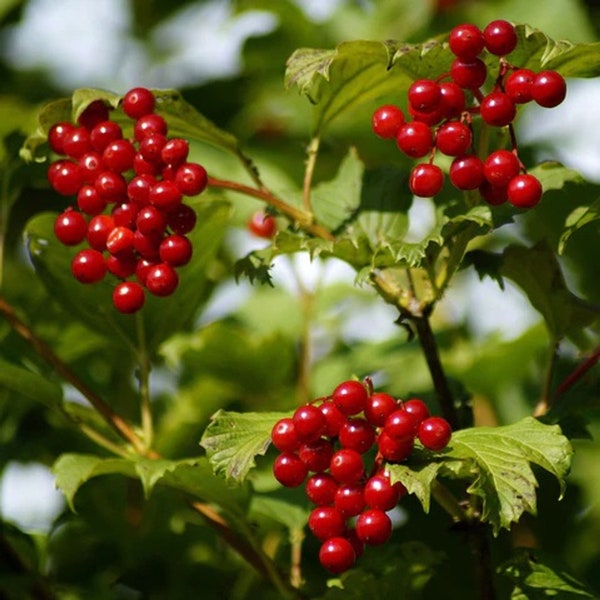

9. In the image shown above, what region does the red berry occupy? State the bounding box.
[174,162,208,196]
[504,69,535,104]
[48,122,75,154]
[408,104,443,126]
[161,138,190,167]
[127,174,156,207]
[134,113,167,142]
[408,79,441,112]
[377,431,414,462]
[449,155,485,190]
[86,214,115,251]
[371,104,405,138]
[531,70,567,108]
[135,258,157,286]
[483,19,517,56]
[298,438,334,473]
[384,409,418,442]
[507,174,543,209]
[166,204,197,235]
[319,537,356,574]
[123,87,155,119]
[436,121,472,156]
[450,58,487,89]
[78,151,104,184]
[479,180,508,206]
[106,226,134,255]
[319,400,347,438]
[484,150,520,187]
[334,483,366,518]
[330,448,364,484]
[90,120,123,153]
[418,416,452,450]
[77,100,110,130]
[293,404,326,442]
[133,230,162,260]
[273,452,308,488]
[48,160,83,196]
[112,281,145,314]
[106,250,137,279]
[94,171,128,203]
[149,181,182,211]
[396,121,434,158]
[139,133,167,165]
[332,380,368,416]
[102,139,136,173]
[145,262,179,296]
[62,127,92,159]
[133,152,160,176]
[409,163,444,197]
[111,202,138,229]
[480,91,516,127]
[338,418,375,454]
[159,234,192,266]
[136,205,167,236]
[448,23,485,60]
[306,473,338,506]
[77,185,106,215]
[54,208,87,245]
[364,473,406,511]
[364,392,397,427]
[71,249,107,283]
[355,509,392,546]
[402,398,430,425]
[248,212,276,238]
[308,506,346,541]
[271,418,300,452]
[439,82,467,119]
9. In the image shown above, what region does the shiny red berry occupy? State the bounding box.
[531,70,567,108]
[418,416,452,450]
[319,537,356,574]
[145,262,179,296]
[372,104,405,138]
[448,23,485,60]
[71,249,107,283]
[248,212,276,238]
[332,380,368,416]
[123,87,155,119]
[507,174,543,209]
[483,20,517,56]
[112,281,145,313]
[409,163,444,197]
[54,209,87,245]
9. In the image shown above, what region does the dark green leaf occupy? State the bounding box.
[0,358,63,409]
[559,199,600,254]
[500,549,596,599]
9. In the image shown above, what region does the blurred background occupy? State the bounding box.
[1,0,600,594]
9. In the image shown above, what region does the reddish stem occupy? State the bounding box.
[554,348,600,397]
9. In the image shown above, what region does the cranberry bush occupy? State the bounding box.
[2,5,600,600]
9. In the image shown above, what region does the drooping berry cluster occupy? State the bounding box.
[47,87,207,314]
[270,379,452,574]
[372,20,567,209]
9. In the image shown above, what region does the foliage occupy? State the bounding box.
[1,1,600,599]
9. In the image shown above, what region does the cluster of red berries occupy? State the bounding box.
[47,87,207,314]
[270,379,451,574]
[372,20,567,209]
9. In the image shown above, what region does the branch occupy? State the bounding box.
[0,295,147,455]
[207,176,334,241]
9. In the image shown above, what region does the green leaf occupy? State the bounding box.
[249,496,308,531]
[52,453,248,515]
[25,198,231,354]
[500,549,596,599]
[447,417,572,535]
[0,359,63,409]
[311,148,364,232]
[528,162,585,192]
[200,410,289,483]
[559,199,600,254]
[500,242,600,341]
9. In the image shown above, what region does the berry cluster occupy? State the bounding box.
[270,379,451,574]
[47,87,207,314]
[372,20,567,209]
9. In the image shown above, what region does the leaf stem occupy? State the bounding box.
[0,295,147,455]
[553,346,600,399]
[468,522,497,600]
[533,341,559,417]
[302,136,320,212]
[431,479,468,522]
[207,176,334,241]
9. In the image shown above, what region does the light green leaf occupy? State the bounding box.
[500,549,597,599]
[250,496,308,531]
[200,410,289,483]
[0,359,63,409]
[447,417,572,535]
[500,242,600,341]
[528,162,585,192]
[559,199,600,254]
[387,456,445,513]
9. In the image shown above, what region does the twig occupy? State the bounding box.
[207,176,334,241]
[468,522,497,600]
[533,341,559,417]
[411,314,459,430]
[553,346,600,398]
[302,136,320,212]
[0,295,147,455]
